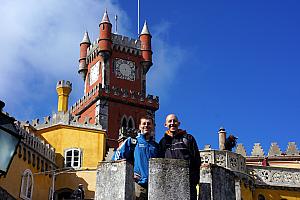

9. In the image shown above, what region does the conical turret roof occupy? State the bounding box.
[81,31,91,44]
[141,21,150,35]
[101,9,110,24]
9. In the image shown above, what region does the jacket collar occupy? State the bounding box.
[165,129,186,138]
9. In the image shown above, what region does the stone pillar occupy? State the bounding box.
[200,165,213,200]
[148,158,190,200]
[200,164,236,200]
[94,161,134,200]
[218,127,226,150]
[235,179,241,200]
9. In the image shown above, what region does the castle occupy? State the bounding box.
[0,10,300,200]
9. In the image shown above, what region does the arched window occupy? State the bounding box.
[64,148,82,168]
[127,117,135,129]
[121,115,127,128]
[20,169,33,200]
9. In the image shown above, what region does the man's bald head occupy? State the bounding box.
[165,114,180,134]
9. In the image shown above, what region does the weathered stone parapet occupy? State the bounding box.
[200,150,246,173]
[248,165,300,188]
[70,83,159,114]
[200,164,237,200]
[31,111,103,131]
[148,158,190,200]
[15,121,56,164]
[94,161,134,200]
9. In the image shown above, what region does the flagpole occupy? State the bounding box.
[138,0,140,35]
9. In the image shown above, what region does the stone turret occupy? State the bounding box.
[139,21,153,72]
[56,80,72,113]
[98,10,112,60]
[78,31,91,81]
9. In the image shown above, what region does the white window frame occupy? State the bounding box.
[20,169,34,200]
[64,148,82,169]
[95,99,100,123]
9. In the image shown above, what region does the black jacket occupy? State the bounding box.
[158,130,201,185]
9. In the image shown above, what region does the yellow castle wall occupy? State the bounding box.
[37,125,106,199]
[241,180,253,200]
[254,188,300,199]
[0,148,52,200]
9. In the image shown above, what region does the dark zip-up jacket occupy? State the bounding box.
[158,129,201,185]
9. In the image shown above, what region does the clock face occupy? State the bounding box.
[89,61,100,85]
[115,59,136,81]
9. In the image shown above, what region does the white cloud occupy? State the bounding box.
[147,21,186,101]
[0,0,129,119]
[0,0,185,120]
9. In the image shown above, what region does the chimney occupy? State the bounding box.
[218,127,227,150]
[56,80,72,113]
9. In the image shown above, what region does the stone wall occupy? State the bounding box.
[94,159,252,200]
[148,158,190,200]
[200,164,236,200]
[94,161,134,200]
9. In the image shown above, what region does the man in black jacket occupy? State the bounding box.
[71,184,85,200]
[159,114,200,200]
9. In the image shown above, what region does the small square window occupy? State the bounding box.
[64,148,82,168]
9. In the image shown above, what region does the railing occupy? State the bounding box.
[247,165,300,187]
[200,150,247,173]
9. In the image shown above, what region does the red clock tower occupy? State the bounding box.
[71,10,159,148]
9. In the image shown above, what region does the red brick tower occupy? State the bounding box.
[71,11,159,148]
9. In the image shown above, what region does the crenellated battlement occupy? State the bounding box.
[70,83,159,114]
[56,80,72,89]
[111,34,141,49]
[235,142,299,157]
[111,34,141,55]
[86,34,142,64]
[86,39,99,64]
[14,121,56,164]
[30,111,103,131]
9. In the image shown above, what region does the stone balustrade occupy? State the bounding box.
[248,165,300,188]
[15,121,56,164]
[200,150,246,173]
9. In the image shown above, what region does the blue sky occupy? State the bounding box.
[1,0,300,155]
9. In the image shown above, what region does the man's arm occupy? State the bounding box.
[158,138,166,158]
[112,138,133,161]
[189,135,201,184]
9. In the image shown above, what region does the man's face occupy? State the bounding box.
[165,114,180,133]
[139,118,153,135]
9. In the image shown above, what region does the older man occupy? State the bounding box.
[112,116,159,200]
[159,114,200,200]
